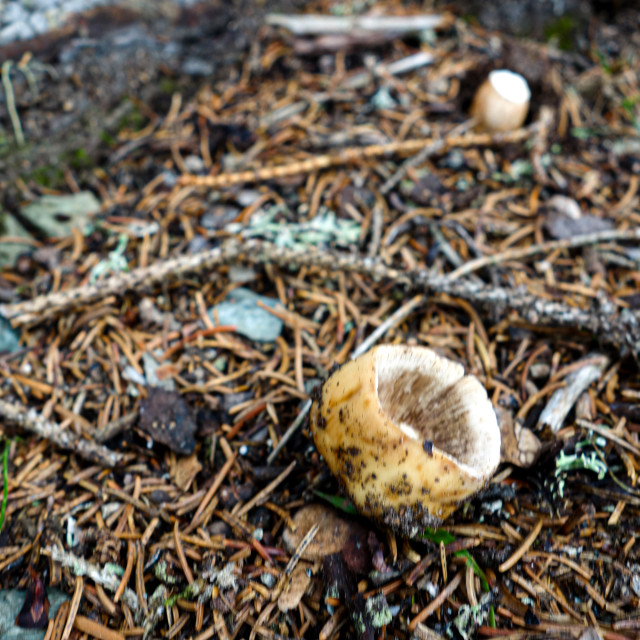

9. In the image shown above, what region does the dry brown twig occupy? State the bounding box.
[176,125,540,190]
[446,227,640,281]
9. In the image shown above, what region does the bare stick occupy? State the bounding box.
[1,241,245,325]
[0,398,126,467]
[43,545,139,612]
[4,239,639,356]
[351,294,424,359]
[177,126,538,191]
[446,227,640,281]
[537,354,610,433]
[266,399,312,465]
[265,13,445,35]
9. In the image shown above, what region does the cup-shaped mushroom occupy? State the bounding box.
[470,69,531,133]
[310,345,501,537]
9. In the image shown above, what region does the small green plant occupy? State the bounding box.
[621,95,640,130]
[420,527,489,592]
[89,233,130,283]
[554,439,608,498]
[595,49,612,74]
[27,164,66,188]
[544,16,576,52]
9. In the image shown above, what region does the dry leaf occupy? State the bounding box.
[170,453,202,491]
[496,407,541,468]
[282,504,368,561]
[138,387,197,454]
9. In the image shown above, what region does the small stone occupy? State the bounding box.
[200,205,240,230]
[439,149,466,170]
[183,155,205,174]
[0,21,34,46]
[235,190,262,207]
[161,170,178,187]
[182,57,214,76]
[529,362,550,379]
[31,0,59,9]
[29,12,49,35]
[282,504,368,562]
[3,2,30,25]
[210,288,284,343]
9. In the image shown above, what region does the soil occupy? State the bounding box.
[1,1,640,639]
[0,0,304,203]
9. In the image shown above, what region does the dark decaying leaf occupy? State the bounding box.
[323,552,392,640]
[544,211,614,240]
[16,571,49,629]
[138,387,196,454]
[323,553,373,640]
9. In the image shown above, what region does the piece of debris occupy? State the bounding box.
[210,287,284,343]
[138,387,197,454]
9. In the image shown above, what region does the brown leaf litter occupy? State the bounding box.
[0,2,640,639]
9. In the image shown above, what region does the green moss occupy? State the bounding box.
[544,16,576,51]
[25,164,65,188]
[99,130,117,147]
[70,148,93,170]
[159,77,178,95]
[118,98,147,132]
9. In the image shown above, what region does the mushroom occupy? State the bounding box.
[469,69,531,133]
[310,345,501,537]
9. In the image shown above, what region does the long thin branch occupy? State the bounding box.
[0,398,127,467]
[43,546,139,612]
[446,227,640,281]
[176,124,540,190]
[2,239,639,356]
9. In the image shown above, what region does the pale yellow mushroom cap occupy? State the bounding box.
[470,69,531,133]
[310,345,501,537]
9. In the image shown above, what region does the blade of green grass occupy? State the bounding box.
[420,527,490,592]
[313,490,359,514]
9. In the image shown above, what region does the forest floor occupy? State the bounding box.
[1,1,640,639]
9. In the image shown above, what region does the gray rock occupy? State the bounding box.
[182,57,214,76]
[3,2,30,25]
[210,288,285,343]
[183,155,205,173]
[29,12,49,35]
[0,315,20,354]
[29,0,60,9]
[0,21,34,45]
[20,191,101,238]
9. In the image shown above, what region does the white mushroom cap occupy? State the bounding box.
[487,70,531,104]
[310,345,501,536]
[470,69,531,133]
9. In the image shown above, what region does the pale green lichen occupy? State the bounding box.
[365,593,392,627]
[449,594,491,639]
[154,560,179,584]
